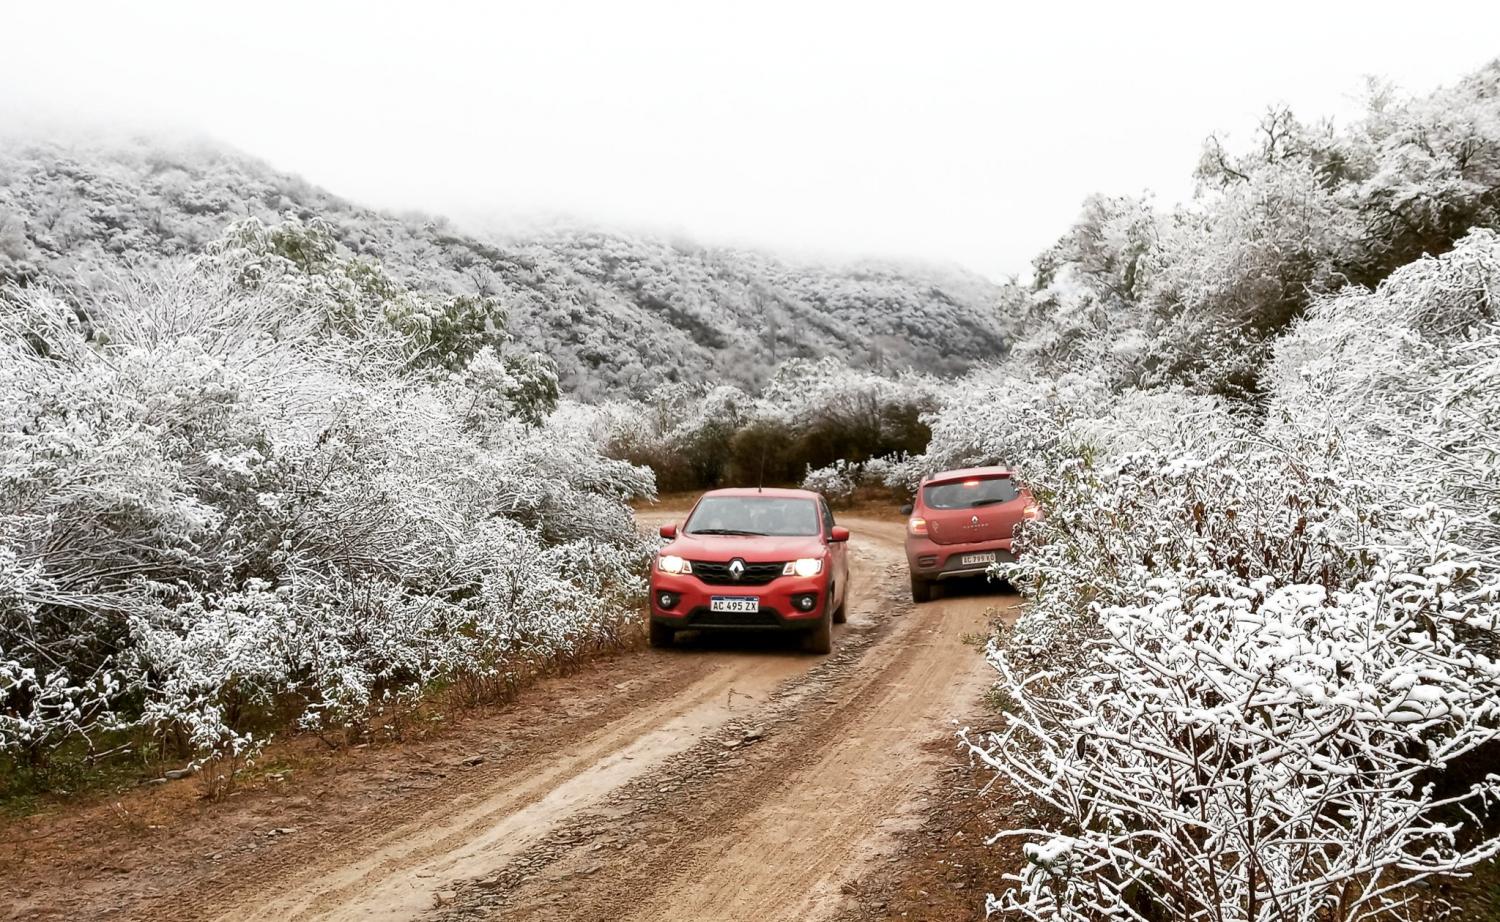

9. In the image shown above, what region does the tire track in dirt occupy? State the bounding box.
[199,649,816,922]
[435,516,1017,922]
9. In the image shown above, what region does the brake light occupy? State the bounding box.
[908,516,928,536]
[1023,502,1042,520]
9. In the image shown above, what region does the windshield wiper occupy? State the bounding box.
[689,528,765,536]
[969,498,1009,507]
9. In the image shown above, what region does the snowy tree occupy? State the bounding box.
[0,221,653,781]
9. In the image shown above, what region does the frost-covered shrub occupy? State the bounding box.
[1004,64,1500,400]
[868,365,1121,496]
[1267,229,1500,563]
[911,221,1500,917]
[0,222,653,781]
[596,357,940,492]
[972,504,1500,921]
[802,459,861,505]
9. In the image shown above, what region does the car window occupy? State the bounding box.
[685,497,821,537]
[820,500,835,533]
[923,477,1019,510]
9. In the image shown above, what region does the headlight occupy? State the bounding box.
[657,555,692,575]
[784,557,824,577]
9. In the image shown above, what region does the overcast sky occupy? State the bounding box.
[4,1,1498,279]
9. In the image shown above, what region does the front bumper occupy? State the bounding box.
[649,571,828,631]
[905,535,1015,580]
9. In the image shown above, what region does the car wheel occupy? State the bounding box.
[648,620,675,648]
[801,608,833,655]
[910,576,933,603]
[832,584,847,624]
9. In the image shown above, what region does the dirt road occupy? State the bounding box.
[0,513,1017,922]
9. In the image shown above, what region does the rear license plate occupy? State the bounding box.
[960,553,997,567]
[710,596,759,613]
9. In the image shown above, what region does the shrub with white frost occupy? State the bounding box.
[0,219,653,780]
[910,229,1500,919]
[969,447,1500,920]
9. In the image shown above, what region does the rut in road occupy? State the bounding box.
[213,650,809,922]
[143,515,1014,922]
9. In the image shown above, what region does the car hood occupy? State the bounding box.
[663,534,825,562]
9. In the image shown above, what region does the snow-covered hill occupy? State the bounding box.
[0,136,1013,397]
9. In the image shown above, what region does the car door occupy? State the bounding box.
[820,499,849,604]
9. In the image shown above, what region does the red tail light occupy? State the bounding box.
[1023,502,1042,520]
[908,515,928,536]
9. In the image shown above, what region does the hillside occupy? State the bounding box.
[0,135,1013,397]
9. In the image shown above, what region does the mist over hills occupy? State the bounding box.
[0,135,1013,397]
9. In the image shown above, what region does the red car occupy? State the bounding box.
[650,488,851,654]
[903,466,1038,602]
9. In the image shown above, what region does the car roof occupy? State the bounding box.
[700,487,822,501]
[923,466,1015,485]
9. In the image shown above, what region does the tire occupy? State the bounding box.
[801,608,833,655]
[910,576,933,603]
[832,584,847,624]
[648,620,675,648]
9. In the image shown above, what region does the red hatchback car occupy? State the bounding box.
[650,488,850,654]
[903,466,1038,602]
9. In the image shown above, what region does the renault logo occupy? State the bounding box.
[728,559,746,580]
[971,515,980,526]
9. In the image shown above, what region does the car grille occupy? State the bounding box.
[688,608,782,627]
[690,560,786,586]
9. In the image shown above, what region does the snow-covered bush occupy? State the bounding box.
[596,357,940,492]
[1267,229,1500,565]
[802,459,861,505]
[0,220,653,782]
[998,63,1500,400]
[947,230,1500,919]
[972,501,1500,921]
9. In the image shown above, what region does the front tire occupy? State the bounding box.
[832,584,847,624]
[801,608,833,655]
[910,576,933,603]
[648,620,675,648]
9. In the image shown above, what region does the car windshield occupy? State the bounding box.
[923,476,1018,510]
[685,496,821,537]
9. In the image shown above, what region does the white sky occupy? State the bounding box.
[3,1,1498,279]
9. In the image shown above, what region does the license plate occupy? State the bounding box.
[710,596,759,613]
[960,553,997,567]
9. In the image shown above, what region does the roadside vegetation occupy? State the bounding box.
[581,357,939,497]
[0,218,653,799]
[816,63,1500,920]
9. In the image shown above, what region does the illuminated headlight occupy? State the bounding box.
[657,555,692,575]
[783,558,824,578]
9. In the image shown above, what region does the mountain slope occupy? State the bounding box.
[0,136,1012,396]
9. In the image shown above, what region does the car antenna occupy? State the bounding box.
[757,442,767,493]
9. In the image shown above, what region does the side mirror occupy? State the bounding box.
[659,523,678,539]
[899,503,913,516]
[829,526,850,543]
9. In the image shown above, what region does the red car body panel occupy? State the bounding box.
[650,488,850,634]
[904,467,1036,582]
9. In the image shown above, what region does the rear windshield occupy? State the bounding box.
[923,477,1018,510]
[685,496,821,537]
